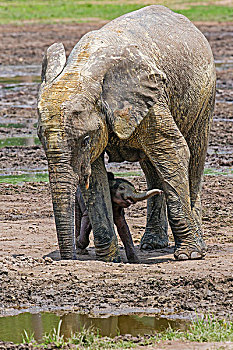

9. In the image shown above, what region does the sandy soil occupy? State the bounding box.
[0,20,232,349]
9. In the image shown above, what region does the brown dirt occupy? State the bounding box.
[0,20,232,349]
[0,175,232,317]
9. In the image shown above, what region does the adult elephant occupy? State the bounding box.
[37,5,216,262]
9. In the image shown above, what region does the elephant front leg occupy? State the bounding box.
[138,104,206,260]
[140,159,168,250]
[113,206,140,263]
[81,156,120,262]
[75,188,91,255]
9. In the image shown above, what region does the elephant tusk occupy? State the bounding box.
[85,176,90,190]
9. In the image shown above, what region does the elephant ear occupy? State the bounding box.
[41,43,66,84]
[101,46,166,139]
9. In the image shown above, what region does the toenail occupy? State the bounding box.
[177,253,189,260]
[190,251,202,259]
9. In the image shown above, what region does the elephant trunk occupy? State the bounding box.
[48,155,78,260]
[131,189,162,202]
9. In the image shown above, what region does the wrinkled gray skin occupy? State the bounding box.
[37,6,216,262]
[75,175,163,263]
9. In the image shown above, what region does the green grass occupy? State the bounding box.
[0,172,49,184]
[0,76,41,84]
[0,123,26,129]
[22,330,35,344]
[176,5,233,22]
[0,136,40,148]
[0,2,144,24]
[204,168,233,176]
[0,1,232,24]
[43,320,65,348]
[157,314,233,343]
[19,315,233,348]
[21,323,135,349]
[113,171,143,177]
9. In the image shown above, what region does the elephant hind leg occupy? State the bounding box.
[138,102,206,260]
[140,159,168,250]
[186,83,216,243]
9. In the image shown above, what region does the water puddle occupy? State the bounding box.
[0,311,190,343]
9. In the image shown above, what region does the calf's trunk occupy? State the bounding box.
[131,189,162,202]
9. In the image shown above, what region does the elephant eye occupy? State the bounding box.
[82,135,90,148]
[119,185,125,190]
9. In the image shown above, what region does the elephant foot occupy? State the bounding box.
[140,237,168,251]
[174,242,207,261]
[140,240,168,250]
[97,253,121,263]
[77,247,89,255]
[140,226,169,251]
[95,238,121,263]
[127,252,140,264]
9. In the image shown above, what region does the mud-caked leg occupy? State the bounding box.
[138,103,206,260]
[75,188,92,254]
[80,155,120,262]
[186,84,216,243]
[140,159,168,250]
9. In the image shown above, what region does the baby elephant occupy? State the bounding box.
[75,173,162,263]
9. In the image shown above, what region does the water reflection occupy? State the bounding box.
[62,313,187,338]
[0,311,190,343]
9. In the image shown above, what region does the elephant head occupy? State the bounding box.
[38,42,109,259]
[108,174,163,208]
[37,36,165,260]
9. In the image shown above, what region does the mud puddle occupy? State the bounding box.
[0,310,190,343]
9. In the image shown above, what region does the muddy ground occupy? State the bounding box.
[0,20,233,349]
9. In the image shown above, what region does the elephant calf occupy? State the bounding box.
[75,173,162,263]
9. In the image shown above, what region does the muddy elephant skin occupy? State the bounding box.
[37,6,216,261]
[75,173,163,263]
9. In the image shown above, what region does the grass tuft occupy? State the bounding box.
[155,314,233,343]
[21,330,35,344]
[185,314,233,342]
[42,320,65,348]
[20,315,233,348]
